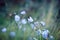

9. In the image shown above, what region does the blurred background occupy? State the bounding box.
[0,0,60,40]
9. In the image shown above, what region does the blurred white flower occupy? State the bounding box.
[20,10,26,15]
[28,17,33,23]
[2,28,7,32]
[10,32,16,37]
[42,30,49,39]
[40,21,46,26]
[34,21,39,26]
[21,19,27,24]
[15,15,20,22]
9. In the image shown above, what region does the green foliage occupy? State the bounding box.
[0,17,5,25]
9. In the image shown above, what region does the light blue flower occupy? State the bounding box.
[15,15,20,22]
[34,21,39,27]
[21,19,27,24]
[40,21,46,26]
[9,32,16,37]
[20,10,26,15]
[42,30,49,39]
[1,28,7,33]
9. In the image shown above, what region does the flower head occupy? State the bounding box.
[21,19,27,24]
[21,10,26,15]
[15,15,20,22]
[9,32,16,37]
[1,28,7,32]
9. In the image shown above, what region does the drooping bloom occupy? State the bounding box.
[40,21,46,26]
[34,21,39,27]
[15,15,20,22]
[28,16,34,23]
[21,19,27,24]
[9,32,16,37]
[1,28,7,32]
[20,10,26,15]
[42,30,49,39]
